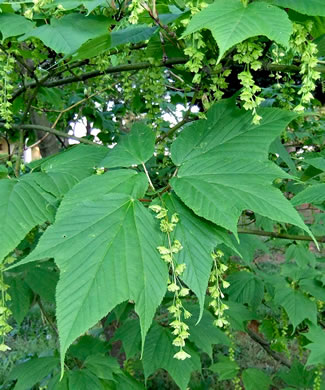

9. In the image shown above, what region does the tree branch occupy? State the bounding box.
[246,328,291,368]
[4,124,100,146]
[12,57,188,101]
[238,228,325,243]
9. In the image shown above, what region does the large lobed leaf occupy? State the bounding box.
[0,145,108,264]
[170,99,313,241]
[21,193,168,369]
[183,0,292,62]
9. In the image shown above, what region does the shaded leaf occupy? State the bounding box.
[84,354,121,381]
[242,368,272,390]
[210,355,239,380]
[100,123,155,168]
[6,276,33,325]
[7,357,59,390]
[113,319,141,359]
[304,325,325,366]
[68,369,104,390]
[0,176,55,263]
[291,184,325,206]
[274,284,317,329]
[143,323,201,390]
[227,271,264,308]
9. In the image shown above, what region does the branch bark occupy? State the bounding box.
[12,57,188,101]
[246,328,291,368]
[238,228,325,243]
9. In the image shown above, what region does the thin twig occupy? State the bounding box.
[4,124,100,146]
[38,298,59,336]
[238,228,325,243]
[142,162,156,192]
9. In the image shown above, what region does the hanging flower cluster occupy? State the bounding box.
[290,22,321,112]
[0,50,15,129]
[0,257,15,352]
[209,250,229,328]
[150,204,192,360]
[234,39,265,124]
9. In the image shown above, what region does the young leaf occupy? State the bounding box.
[170,100,312,241]
[162,193,239,319]
[142,323,201,390]
[242,368,272,390]
[304,325,325,365]
[274,284,317,329]
[7,357,59,390]
[227,271,264,308]
[185,304,231,357]
[19,14,111,55]
[209,355,239,380]
[100,123,155,168]
[183,0,292,62]
[277,360,315,388]
[21,194,168,369]
[84,354,121,381]
[68,369,104,390]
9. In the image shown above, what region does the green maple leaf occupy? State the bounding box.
[19,193,168,370]
[170,99,314,242]
[183,0,292,62]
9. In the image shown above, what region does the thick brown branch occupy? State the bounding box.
[12,57,188,101]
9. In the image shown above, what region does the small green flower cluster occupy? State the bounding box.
[128,0,145,24]
[0,51,15,129]
[150,204,192,360]
[0,257,15,352]
[141,66,166,124]
[199,61,231,111]
[290,23,321,112]
[209,250,229,328]
[182,1,209,83]
[234,40,265,124]
[313,366,323,390]
[227,330,241,389]
[24,0,53,19]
